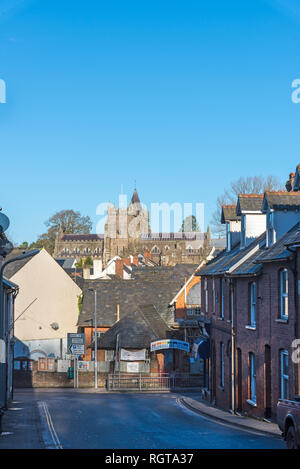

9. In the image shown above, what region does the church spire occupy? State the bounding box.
[130,188,140,205]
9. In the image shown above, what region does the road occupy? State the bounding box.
[12,390,285,449]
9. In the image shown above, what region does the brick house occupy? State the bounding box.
[197,172,300,420]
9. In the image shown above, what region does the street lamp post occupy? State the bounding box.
[94,290,98,390]
[89,288,98,390]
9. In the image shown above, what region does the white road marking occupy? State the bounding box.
[37,401,63,449]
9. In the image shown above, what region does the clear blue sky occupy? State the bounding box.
[1,0,300,244]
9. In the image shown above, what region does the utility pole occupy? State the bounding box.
[94,290,98,390]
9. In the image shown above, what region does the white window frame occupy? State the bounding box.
[212,279,216,313]
[204,278,208,313]
[280,269,288,319]
[220,279,224,319]
[250,282,256,327]
[249,353,256,404]
[280,350,289,400]
[220,342,225,388]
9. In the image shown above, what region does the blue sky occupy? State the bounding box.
[1,0,300,243]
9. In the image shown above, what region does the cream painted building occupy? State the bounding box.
[5,248,82,360]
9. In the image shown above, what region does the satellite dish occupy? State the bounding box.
[0,213,9,232]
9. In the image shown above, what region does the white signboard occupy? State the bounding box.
[120,348,146,361]
[150,339,190,353]
[127,362,139,373]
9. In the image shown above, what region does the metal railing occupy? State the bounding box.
[107,372,203,391]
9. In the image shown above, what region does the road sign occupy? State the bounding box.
[67,333,85,356]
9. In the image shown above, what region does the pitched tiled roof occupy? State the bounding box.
[255,222,300,263]
[284,228,300,247]
[221,205,240,223]
[61,234,104,241]
[95,304,171,349]
[197,233,266,277]
[236,194,264,215]
[4,249,39,279]
[229,239,266,277]
[262,191,300,211]
[130,189,141,205]
[78,264,198,327]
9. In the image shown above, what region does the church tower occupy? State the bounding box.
[103,189,150,263]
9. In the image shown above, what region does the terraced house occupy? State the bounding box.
[197,166,300,421]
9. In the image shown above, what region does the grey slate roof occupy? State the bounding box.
[55,258,76,269]
[78,264,198,327]
[197,233,266,277]
[61,234,104,241]
[236,194,264,215]
[229,238,266,277]
[96,304,171,349]
[255,222,300,263]
[3,249,39,279]
[186,282,201,305]
[221,205,240,223]
[130,189,141,205]
[262,192,300,211]
[210,238,226,249]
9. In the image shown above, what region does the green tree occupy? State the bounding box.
[180,215,201,232]
[30,210,92,255]
[84,256,93,267]
[75,258,83,268]
[18,241,29,250]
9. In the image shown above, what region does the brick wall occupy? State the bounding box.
[14,370,108,388]
[202,253,300,420]
[175,275,200,320]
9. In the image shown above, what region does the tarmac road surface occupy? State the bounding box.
[1,389,285,449]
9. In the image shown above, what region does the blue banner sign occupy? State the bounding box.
[150,339,190,353]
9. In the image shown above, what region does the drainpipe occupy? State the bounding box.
[230,279,235,414]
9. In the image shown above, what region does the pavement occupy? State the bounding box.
[0,395,44,449]
[179,395,281,437]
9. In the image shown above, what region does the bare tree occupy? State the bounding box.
[29,210,92,255]
[211,175,284,237]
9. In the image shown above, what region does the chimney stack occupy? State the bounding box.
[286,172,296,192]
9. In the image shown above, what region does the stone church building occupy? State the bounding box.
[53,189,220,266]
